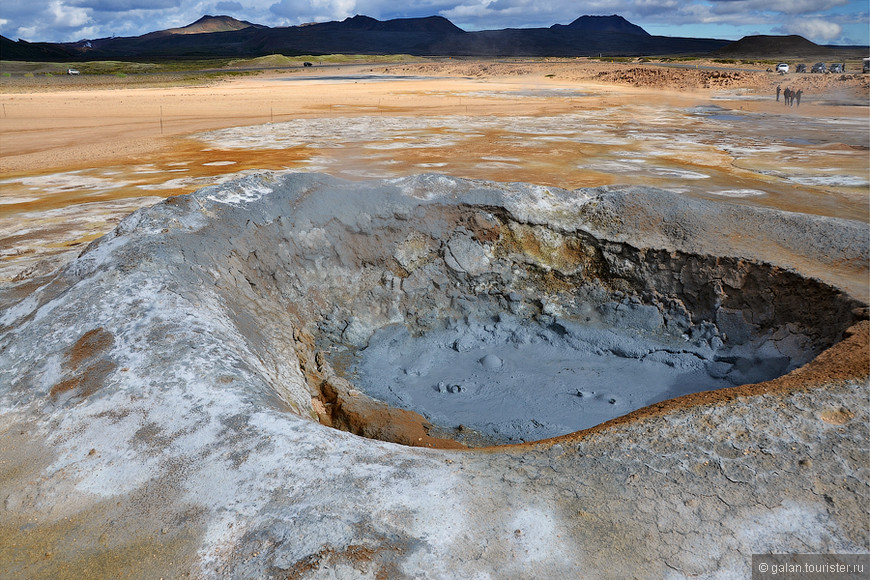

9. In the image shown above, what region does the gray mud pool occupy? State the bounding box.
[351,314,787,444]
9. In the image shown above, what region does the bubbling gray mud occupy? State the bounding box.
[353,314,789,444]
[232,174,863,445]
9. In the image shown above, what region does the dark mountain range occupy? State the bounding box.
[0,14,734,61]
[0,35,76,60]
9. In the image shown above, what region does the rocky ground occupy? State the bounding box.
[385,58,870,94]
[4,56,868,96]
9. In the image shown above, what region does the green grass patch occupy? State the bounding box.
[226,54,299,68]
[79,61,157,74]
[1,59,155,75]
[0,58,228,76]
[225,53,425,69]
[594,56,635,63]
[0,55,424,79]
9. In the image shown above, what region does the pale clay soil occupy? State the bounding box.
[0,58,867,288]
[2,59,867,175]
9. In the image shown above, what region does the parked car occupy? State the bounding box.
[67,68,80,75]
[829,63,844,73]
[863,58,870,73]
[795,63,806,73]
[776,63,789,73]
[811,62,827,73]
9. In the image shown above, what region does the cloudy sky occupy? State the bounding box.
[1,0,867,45]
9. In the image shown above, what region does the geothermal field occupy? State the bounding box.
[0,59,868,577]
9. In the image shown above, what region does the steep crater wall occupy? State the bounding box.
[141,174,864,446]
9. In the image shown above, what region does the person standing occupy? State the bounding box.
[776,85,781,101]
[795,89,802,107]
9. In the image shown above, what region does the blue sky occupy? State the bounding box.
[1,0,867,45]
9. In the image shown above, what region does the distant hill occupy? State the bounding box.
[0,35,77,60]
[321,15,464,35]
[1,14,734,60]
[555,14,649,36]
[158,15,261,36]
[713,34,837,58]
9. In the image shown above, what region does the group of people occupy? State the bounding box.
[776,85,802,106]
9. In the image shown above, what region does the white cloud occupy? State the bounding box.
[48,0,92,27]
[16,25,40,39]
[0,0,866,44]
[71,0,182,12]
[778,17,843,40]
[215,1,244,11]
[708,0,849,14]
[440,2,489,19]
[440,0,582,29]
[269,0,358,23]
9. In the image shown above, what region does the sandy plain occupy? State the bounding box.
[1,58,868,289]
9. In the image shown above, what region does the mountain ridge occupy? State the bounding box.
[1,14,834,61]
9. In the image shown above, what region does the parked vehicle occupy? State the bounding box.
[829,63,844,73]
[67,68,80,75]
[776,63,789,73]
[795,63,806,73]
[863,58,870,73]
[811,62,827,73]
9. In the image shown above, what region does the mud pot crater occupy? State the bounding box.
[9,173,863,450]
[128,172,859,448]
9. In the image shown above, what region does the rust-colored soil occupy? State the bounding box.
[2,60,866,177]
[293,327,465,449]
[49,328,116,401]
